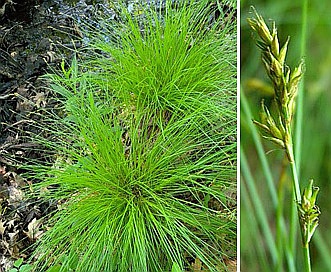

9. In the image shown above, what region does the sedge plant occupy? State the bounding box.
[243,7,320,272]
[21,1,237,271]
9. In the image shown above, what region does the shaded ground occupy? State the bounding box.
[0,0,237,270]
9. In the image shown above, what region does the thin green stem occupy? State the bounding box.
[303,245,311,272]
[289,159,301,204]
[293,1,309,270]
[289,190,298,270]
[287,140,307,271]
[287,142,312,272]
[295,0,308,167]
[290,160,311,271]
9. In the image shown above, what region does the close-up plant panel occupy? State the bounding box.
[0,0,237,271]
[241,0,331,271]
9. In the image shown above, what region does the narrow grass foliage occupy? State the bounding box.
[22,1,237,271]
[83,0,236,115]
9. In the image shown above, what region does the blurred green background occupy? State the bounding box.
[241,0,331,271]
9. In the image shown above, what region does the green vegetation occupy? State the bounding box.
[8,258,32,272]
[22,1,237,271]
[241,1,331,271]
[246,7,318,271]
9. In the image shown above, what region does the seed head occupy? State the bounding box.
[298,180,320,246]
[247,8,304,154]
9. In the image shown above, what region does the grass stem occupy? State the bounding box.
[303,245,312,272]
[287,146,301,203]
[293,0,309,269]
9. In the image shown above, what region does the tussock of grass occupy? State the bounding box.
[23,1,237,271]
[83,0,236,115]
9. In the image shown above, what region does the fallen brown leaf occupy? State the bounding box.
[24,218,43,240]
[0,220,5,235]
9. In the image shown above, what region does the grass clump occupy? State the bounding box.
[23,1,237,271]
[84,0,236,116]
